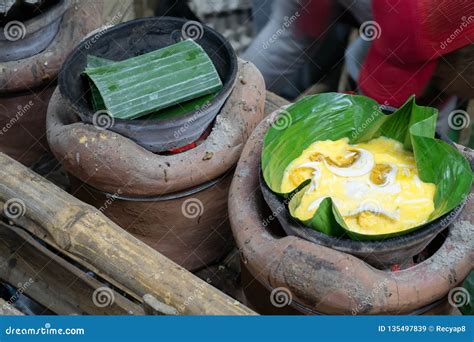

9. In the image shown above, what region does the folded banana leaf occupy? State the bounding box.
[87,56,109,111]
[84,39,223,120]
[86,55,217,119]
[142,93,215,120]
[262,93,473,240]
[460,271,473,315]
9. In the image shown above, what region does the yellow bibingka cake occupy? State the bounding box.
[281,137,436,235]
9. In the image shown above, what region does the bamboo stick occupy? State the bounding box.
[0,153,255,315]
[0,222,142,315]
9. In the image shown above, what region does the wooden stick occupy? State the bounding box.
[0,153,255,315]
[0,222,142,315]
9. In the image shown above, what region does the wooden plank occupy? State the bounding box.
[0,222,143,315]
[0,153,255,315]
[2,207,144,303]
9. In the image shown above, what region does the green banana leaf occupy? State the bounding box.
[460,271,473,315]
[87,56,109,111]
[84,39,223,120]
[86,54,218,119]
[262,93,473,240]
[142,93,215,120]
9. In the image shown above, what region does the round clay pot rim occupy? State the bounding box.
[81,170,231,202]
[259,278,447,315]
[0,0,69,37]
[58,16,238,128]
[0,1,70,62]
[0,1,100,93]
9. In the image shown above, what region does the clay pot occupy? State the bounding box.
[71,173,233,271]
[59,16,238,153]
[228,110,473,314]
[47,60,266,270]
[0,1,105,166]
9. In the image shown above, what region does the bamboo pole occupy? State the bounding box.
[0,153,255,315]
[0,222,143,315]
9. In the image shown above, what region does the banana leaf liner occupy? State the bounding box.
[83,39,223,120]
[86,55,216,119]
[262,93,473,240]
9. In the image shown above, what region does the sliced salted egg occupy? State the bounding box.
[367,164,401,194]
[297,162,321,192]
[324,148,374,177]
[369,164,398,187]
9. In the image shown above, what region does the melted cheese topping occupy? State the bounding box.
[281,137,436,235]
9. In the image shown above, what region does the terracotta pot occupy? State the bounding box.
[0,1,105,166]
[228,111,473,315]
[59,16,238,153]
[240,261,461,315]
[47,60,266,270]
[71,172,234,271]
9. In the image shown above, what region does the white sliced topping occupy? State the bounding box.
[345,179,371,199]
[347,205,400,220]
[308,197,328,211]
[297,162,322,193]
[325,148,374,177]
[297,162,321,170]
[307,170,321,193]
